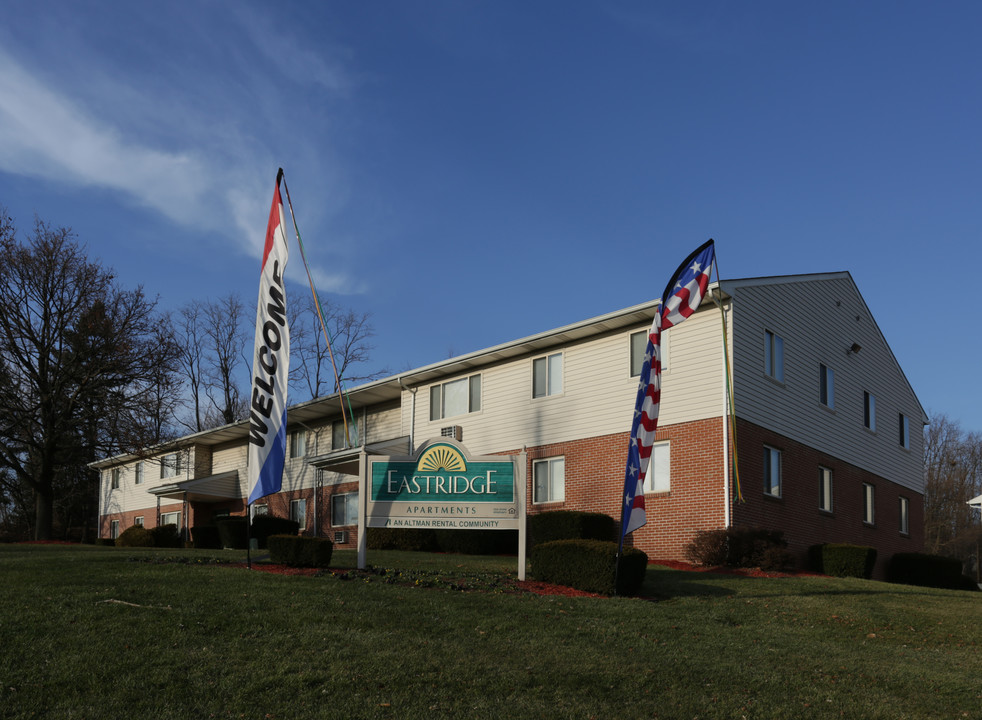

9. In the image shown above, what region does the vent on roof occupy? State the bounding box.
[440,425,462,441]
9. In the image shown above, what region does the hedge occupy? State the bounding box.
[191,525,222,549]
[887,552,977,590]
[250,515,300,549]
[530,539,647,596]
[116,524,154,548]
[150,523,183,548]
[215,516,249,549]
[268,534,333,568]
[809,543,877,579]
[527,511,616,548]
[685,526,796,571]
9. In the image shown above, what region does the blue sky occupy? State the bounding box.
[1,1,980,431]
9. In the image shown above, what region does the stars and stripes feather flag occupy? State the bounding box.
[619,239,715,546]
[247,169,290,505]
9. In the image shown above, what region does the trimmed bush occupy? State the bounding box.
[435,529,518,555]
[887,552,975,590]
[530,539,648,596]
[191,525,221,549]
[812,543,877,579]
[149,523,182,549]
[685,526,795,571]
[366,527,439,552]
[268,534,333,568]
[95,537,116,547]
[527,511,616,548]
[116,524,154,548]
[250,515,300,549]
[216,516,249,549]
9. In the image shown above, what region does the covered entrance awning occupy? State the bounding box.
[968,494,982,510]
[307,436,411,476]
[148,470,241,503]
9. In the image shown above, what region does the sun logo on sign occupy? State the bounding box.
[417,445,466,472]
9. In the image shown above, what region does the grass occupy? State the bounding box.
[0,544,979,719]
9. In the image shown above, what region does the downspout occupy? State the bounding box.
[398,377,418,456]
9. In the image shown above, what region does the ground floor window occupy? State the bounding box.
[290,498,307,531]
[134,516,144,527]
[160,511,181,530]
[533,456,565,504]
[250,504,269,519]
[819,467,833,512]
[110,520,120,539]
[642,441,670,494]
[863,484,875,525]
[763,446,782,497]
[899,496,909,535]
[332,493,358,527]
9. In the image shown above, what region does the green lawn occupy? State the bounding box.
[0,544,978,719]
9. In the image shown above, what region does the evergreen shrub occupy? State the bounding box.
[887,552,976,590]
[530,539,647,596]
[215,516,249,549]
[527,510,616,549]
[115,524,154,548]
[191,525,221,549]
[268,534,333,568]
[811,543,877,579]
[250,515,300,549]
[149,523,182,548]
[366,527,439,552]
[685,526,795,571]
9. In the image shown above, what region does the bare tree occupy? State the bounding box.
[289,291,389,401]
[176,302,207,432]
[0,211,180,539]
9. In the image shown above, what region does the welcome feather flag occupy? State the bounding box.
[247,169,290,505]
[619,239,715,546]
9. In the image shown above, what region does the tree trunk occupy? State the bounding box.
[33,487,53,540]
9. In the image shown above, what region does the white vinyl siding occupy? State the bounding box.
[728,275,925,495]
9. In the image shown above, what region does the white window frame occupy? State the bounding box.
[160,452,181,479]
[630,329,669,376]
[110,468,120,490]
[820,363,834,409]
[135,462,144,485]
[763,446,782,498]
[899,496,909,535]
[250,504,269,519]
[331,492,359,527]
[642,441,670,494]
[110,520,120,539]
[764,330,784,382]
[290,498,307,531]
[430,374,482,421]
[533,456,565,504]
[290,430,307,459]
[864,391,876,432]
[160,511,182,530]
[134,516,144,527]
[532,353,563,398]
[332,419,360,450]
[899,413,910,449]
[863,483,875,525]
[819,467,833,513]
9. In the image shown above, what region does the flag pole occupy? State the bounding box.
[709,253,743,505]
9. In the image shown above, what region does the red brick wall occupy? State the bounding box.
[731,418,924,578]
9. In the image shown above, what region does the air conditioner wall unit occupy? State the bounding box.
[440,425,463,441]
[333,530,347,544]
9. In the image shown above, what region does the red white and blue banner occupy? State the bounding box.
[620,239,715,545]
[247,169,290,505]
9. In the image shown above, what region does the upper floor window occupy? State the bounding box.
[332,418,359,450]
[430,375,481,421]
[135,462,144,485]
[160,452,181,479]
[899,413,910,449]
[533,456,565,504]
[819,363,834,409]
[630,329,670,376]
[899,496,910,535]
[110,468,121,489]
[533,353,563,398]
[819,467,833,512]
[863,483,876,525]
[863,392,876,431]
[763,446,782,498]
[764,330,784,382]
[290,430,307,459]
[642,441,671,494]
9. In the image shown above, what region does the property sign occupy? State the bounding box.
[367,440,519,530]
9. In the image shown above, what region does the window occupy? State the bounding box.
[863,484,875,525]
[135,462,144,485]
[864,392,876,431]
[899,413,910,449]
[763,446,782,497]
[764,330,784,382]
[110,520,120,539]
[642,441,671,494]
[630,330,669,376]
[290,430,307,459]
[430,375,481,421]
[819,467,833,512]
[331,493,358,526]
[161,452,181,479]
[110,468,120,490]
[533,457,565,504]
[134,516,144,527]
[532,353,563,398]
[332,419,359,450]
[250,504,269,519]
[819,364,834,408]
[899,496,910,535]
[160,511,181,530]
[290,498,307,531]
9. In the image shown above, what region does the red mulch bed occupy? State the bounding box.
[650,558,825,578]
